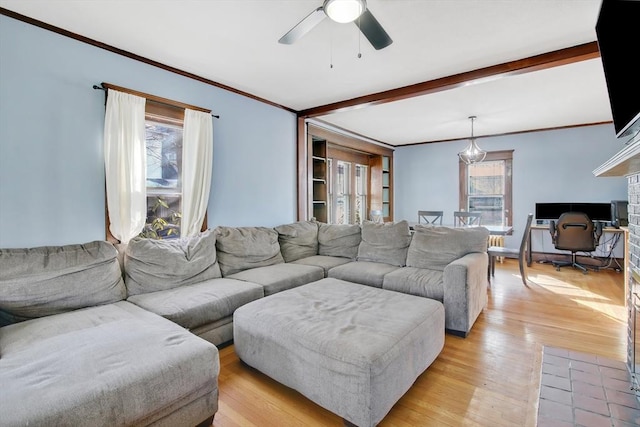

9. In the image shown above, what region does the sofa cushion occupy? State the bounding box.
[274,220,319,262]
[0,301,219,426]
[292,255,353,277]
[127,277,264,330]
[124,229,221,296]
[215,226,284,276]
[328,261,400,288]
[382,267,444,301]
[318,223,361,259]
[0,240,125,327]
[228,263,324,296]
[407,226,489,271]
[356,220,412,267]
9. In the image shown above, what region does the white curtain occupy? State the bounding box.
[181,108,213,237]
[103,89,147,244]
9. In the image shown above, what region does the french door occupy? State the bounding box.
[328,158,368,225]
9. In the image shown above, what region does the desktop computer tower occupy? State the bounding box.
[611,200,628,228]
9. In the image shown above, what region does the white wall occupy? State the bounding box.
[394,125,629,256]
[0,15,297,248]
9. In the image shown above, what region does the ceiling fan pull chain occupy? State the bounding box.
[330,31,334,69]
[357,15,362,59]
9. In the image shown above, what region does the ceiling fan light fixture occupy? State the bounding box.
[323,0,366,23]
[458,116,487,164]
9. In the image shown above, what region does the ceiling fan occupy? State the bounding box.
[278,0,393,50]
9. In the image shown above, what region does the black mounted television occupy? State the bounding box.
[595,0,640,139]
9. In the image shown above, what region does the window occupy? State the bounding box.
[102,83,212,243]
[460,150,513,226]
[328,159,349,224]
[142,107,184,239]
[328,160,368,225]
[355,164,368,224]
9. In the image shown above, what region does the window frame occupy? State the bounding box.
[327,145,372,224]
[459,150,513,227]
[103,85,209,243]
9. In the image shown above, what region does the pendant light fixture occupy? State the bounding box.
[458,116,487,164]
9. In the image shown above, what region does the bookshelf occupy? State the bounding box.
[370,154,393,222]
[382,155,391,219]
[310,136,328,223]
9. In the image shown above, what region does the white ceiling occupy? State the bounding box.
[0,0,612,146]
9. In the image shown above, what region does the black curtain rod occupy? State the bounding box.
[92,85,220,119]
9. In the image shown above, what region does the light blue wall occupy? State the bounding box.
[0,15,297,248]
[394,125,628,255]
[0,15,629,254]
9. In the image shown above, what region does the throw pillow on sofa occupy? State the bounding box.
[407,225,489,271]
[0,240,126,326]
[357,220,412,267]
[318,223,361,259]
[124,229,222,296]
[215,226,284,276]
[274,220,319,262]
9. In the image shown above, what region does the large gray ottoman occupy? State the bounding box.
[233,278,445,427]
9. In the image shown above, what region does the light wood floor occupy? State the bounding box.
[211,260,627,427]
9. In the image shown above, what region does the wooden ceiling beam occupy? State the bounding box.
[299,42,600,118]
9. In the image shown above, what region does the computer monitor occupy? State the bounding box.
[611,200,628,228]
[535,203,571,220]
[570,203,611,222]
[535,202,612,222]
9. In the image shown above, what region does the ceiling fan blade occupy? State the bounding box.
[355,9,392,50]
[279,7,326,45]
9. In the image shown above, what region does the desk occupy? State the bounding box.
[527,224,627,267]
[408,222,514,236]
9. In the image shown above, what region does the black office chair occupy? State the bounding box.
[549,212,603,274]
[488,213,534,286]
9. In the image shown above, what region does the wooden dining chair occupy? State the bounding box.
[369,209,384,223]
[488,213,534,286]
[418,210,443,225]
[453,211,482,226]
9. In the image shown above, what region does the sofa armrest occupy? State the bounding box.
[442,252,489,336]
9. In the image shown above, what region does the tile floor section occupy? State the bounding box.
[537,346,640,427]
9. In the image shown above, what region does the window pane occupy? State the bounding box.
[467,160,506,226]
[143,119,183,239]
[469,196,503,225]
[355,164,367,224]
[140,195,181,239]
[468,161,504,195]
[334,161,351,224]
[146,121,183,190]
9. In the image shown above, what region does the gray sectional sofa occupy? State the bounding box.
[290,220,489,336]
[0,241,219,427]
[0,219,488,426]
